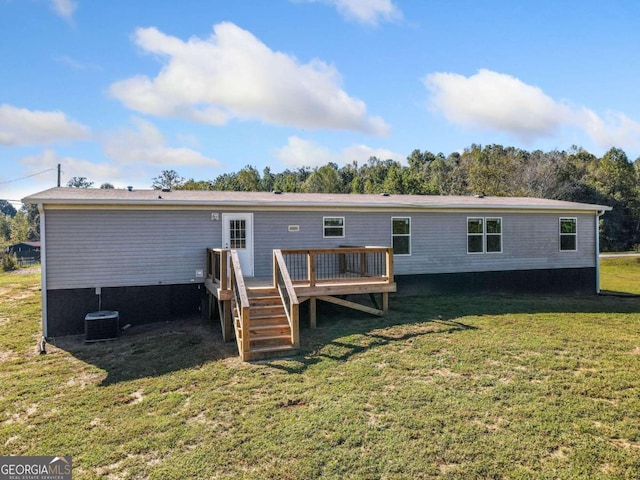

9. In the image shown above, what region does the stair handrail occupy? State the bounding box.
[230,250,251,359]
[273,249,300,348]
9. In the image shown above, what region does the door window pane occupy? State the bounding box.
[230,219,246,248]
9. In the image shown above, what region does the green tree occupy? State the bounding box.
[236,165,261,191]
[0,200,17,217]
[67,177,94,188]
[22,204,40,241]
[179,179,214,190]
[0,214,11,246]
[152,170,184,190]
[260,167,275,192]
[302,165,342,193]
[9,211,29,243]
[211,172,240,191]
[100,183,115,189]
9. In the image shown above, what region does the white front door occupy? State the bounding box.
[222,213,254,277]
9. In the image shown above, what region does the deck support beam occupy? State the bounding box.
[317,295,385,317]
[309,297,317,329]
[221,299,233,342]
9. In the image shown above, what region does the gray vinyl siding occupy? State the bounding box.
[45,208,597,289]
[391,211,596,276]
[45,210,220,290]
[251,210,596,277]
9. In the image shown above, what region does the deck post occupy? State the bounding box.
[291,302,300,347]
[222,300,233,342]
[308,250,316,287]
[273,253,278,288]
[382,292,388,313]
[309,297,317,329]
[220,250,228,291]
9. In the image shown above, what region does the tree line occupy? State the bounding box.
[153,144,639,252]
[2,144,639,252]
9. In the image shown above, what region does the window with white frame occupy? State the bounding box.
[392,217,411,255]
[467,217,502,254]
[559,218,577,251]
[323,217,345,238]
[486,218,502,253]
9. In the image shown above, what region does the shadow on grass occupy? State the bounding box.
[267,316,477,374]
[262,292,640,373]
[51,292,640,383]
[51,316,238,386]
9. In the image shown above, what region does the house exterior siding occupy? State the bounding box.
[26,188,609,337]
[45,208,596,289]
[45,209,218,290]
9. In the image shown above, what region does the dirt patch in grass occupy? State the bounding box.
[611,438,640,450]
[0,349,19,362]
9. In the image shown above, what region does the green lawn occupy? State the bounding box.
[1,262,639,479]
[600,256,640,295]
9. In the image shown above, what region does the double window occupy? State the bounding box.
[392,217,411,255]
[467,217,502,254]
[559,218,577,251]
[323,217,345,238]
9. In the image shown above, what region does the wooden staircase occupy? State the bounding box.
[234,287,298,360]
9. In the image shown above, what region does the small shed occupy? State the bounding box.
[6,241,41,264]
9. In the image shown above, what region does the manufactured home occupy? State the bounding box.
[24,188,610,359]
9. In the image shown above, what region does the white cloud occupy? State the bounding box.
[297,0,402,25]
[424,69,568,141]
[49,0,77,20]
[109,22,388,136]
[20,150,120,186]
[53,55,102,71]
[275,136,404,167]
[102,117,221,168]
[0,104,89,146]
[424,69,640,150]
[576,109,640,151]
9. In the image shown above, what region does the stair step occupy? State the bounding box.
[250,333,292,342]
[251,305,286,317]
[250,315,289,326]
[250,323,290,333]
[250,296,282,306]
[245,344,299,360]
[247,287,278,297]
[250,343,297,353]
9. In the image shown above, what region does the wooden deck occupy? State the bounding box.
[204,247,396,361]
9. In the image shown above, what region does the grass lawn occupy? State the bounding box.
[1,261,639,479]
[600,256,640,295]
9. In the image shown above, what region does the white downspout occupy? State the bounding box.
[39,204,48,338]
[595,210,605,294]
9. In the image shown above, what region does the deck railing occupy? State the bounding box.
[280,246,394,287]
[230,250,250,360]
[206,248,228,290]
[273,250,300,348]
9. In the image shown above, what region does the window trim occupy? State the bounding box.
[323,216,345,238]
[467,217,485,254]
[467,217,503,254]
[485,217,503,254]
[391,217,411,256]
[559,217,578,252]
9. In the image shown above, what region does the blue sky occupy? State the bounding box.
[2,0,640,204]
